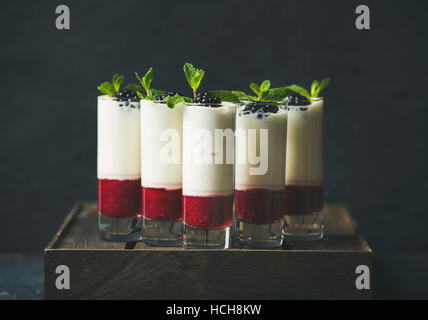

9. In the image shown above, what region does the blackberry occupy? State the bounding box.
[156,91,181,101]
[288,94,310,106]
[115,89,139,102]
[243,101,279,114]
[193,92,221,107]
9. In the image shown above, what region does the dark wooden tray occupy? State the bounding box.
[44,202,372,299]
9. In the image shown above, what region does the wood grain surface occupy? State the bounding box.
[44,202,372,300]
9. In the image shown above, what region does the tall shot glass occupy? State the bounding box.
[97,95,142,241]
[182,102,236,248]
[235,101,287,248]
[283,97,324,240]
[140,100,184,246]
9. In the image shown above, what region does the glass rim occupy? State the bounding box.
[238,100,287,106]
[97,95,140,103]
[184,102,236,108]
[285,96,324,107]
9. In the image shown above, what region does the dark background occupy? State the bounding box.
[1,0,427,298]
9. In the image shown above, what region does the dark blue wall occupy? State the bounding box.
[1,0,427,253]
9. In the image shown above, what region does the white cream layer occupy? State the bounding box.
[285,99,323,185]
[182,103,236,196]
[235,109,287,190]
[97,95,141,180]
[140,100,183,190]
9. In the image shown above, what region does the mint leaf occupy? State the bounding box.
[112,74,124,92]
[135,72,143,85]
[150,88,165,97]
[314,78,330,97]
[143,67,153,95]
[287,85,310,98]
[310,80,319,97]
[97,82,116,97]
[210,90,240,104]
[124,83,142,92]
[183,63,205,97]
[261,86,291,102]
[260,80,271,92]
[135,68,154,96]
[232,91,249,100]
[136,91,146,100]
[248,95,258,101]
[249,83,260,95]
[165,95,192,109]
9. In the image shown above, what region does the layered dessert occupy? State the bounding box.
[140,93,184,245]
[182,93,236,248]
[284,95,324,239]
[235,101,287,247]
[97,88,141,241]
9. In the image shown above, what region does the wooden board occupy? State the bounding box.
[44,202,372,300]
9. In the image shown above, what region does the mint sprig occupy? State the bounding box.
[231,91,249,100]
[183,63,205,98]
[97,74,125,97]
[112,74,124,92]
[135,67,165,100]
[261,86,291,101]
[209,90,240,104]
[123,83,142,92]
[288,78,330,99]
[164,95,193,109]
[97,74,143,97]
[97,82,116,97]
[247,80,290,102]
[135,68,154,97]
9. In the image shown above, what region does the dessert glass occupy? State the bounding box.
[182,102,236,248]
[283,97,324,240]
[97,95,142,241]
[235,101,287,247]
[140,100,184,246]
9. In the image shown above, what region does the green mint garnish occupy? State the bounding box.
[259,80,271,93]
[261,86,291,101]
[136,91,145,100]
[183,63,205,98]
[164,95,193,109]
[249,83,260,96]
[209,90,240,104]
[112,74,124,92]
[287,85,310,98]
[97,82,116,97]
[232,91,249,100]
[123,83,142,92]
[97,74,142,97]
[150,88,166,98]
[135,67,165,101]
[288,78,330,98]
[135,67,154,97]
[97,74,124,97]
[209,81,291,104]
[248,80,290,102]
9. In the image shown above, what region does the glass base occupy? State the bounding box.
[98,213,142,242]
[142,217,183,247]
[183,224,230,249]
[236,219,284,248]
[283,211,324,241]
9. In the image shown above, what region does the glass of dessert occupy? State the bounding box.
[97,75,142,241]
[283,79,329,240]
[140,89,185,246]
[181,63,236,249]
[235,99,287,248]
